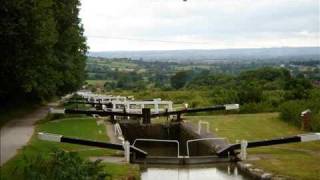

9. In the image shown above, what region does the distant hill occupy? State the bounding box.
[89,47,320,63]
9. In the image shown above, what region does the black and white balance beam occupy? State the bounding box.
[37,132,147,157]
[217,133,320,156]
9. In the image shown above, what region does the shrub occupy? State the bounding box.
[279,100,306,126]
[311,112,320,131]
[18,150,108,180]
[279,100,320,130]
[240,102,275,113]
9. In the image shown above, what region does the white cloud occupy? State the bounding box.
[79,0,320,51]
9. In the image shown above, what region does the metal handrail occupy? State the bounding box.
[198,121,210,134]
[186,137,227,157]
[114,123,124,143]
[132,138,180,157]
[114,123,123,136]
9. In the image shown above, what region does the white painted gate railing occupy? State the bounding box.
[114,123,124,142]
[198,120,210,134]
[132,138,181,158]
[240,140,248,160]
[186,137,227,157]
[123,141,130,162]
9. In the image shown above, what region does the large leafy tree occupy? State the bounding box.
[0,0,87,106]
[53,0,87,95]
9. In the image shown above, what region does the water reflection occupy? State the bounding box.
[140,164,249,180]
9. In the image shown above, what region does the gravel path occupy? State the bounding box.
[0,106,49,166]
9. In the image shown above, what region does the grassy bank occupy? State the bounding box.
[188,113,320,179]
[0,116,139,179]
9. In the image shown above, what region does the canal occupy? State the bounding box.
[140,164,250,180]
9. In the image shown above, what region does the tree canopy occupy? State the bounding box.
[0,0,87,106]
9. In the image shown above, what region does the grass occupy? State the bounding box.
[86,79,107,87]
[109,61,138,69]
[103,163,140,179]
[187,113,320,179]
[0,116,138,180]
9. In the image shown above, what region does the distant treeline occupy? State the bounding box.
[0,0,87,106]
[87,57,320,91]
[290,60,320,66]
[86,58,320,131]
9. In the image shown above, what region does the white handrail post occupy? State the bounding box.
[240,140,248,160]
[198,121,210,134]
[155,103,159,113]
[124,141,130,163]
[198,121,202,134]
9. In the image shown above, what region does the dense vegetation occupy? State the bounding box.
[19,150,107,180]
[0,0,87,107]
[279,97,320,131]
[86,57,320,131]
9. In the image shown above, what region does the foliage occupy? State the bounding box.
[0,0,87,106]
[19,150,108,180]
[240,102,274,113]
[1,115,139,180]
[104,71,146,91]
[279,100,306,126]
[279,100,320,131]
[311,112,320,132]
[170,71,192,89]
[187,72,235,89]
[0,117,114,180]
[86,55,320,116]
[208,88,239,104]
[237,81,263,104]
[284,75,313,100]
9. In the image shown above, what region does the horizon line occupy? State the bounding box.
[88,46,320,53]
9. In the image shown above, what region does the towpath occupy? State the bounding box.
[0,102,60,166]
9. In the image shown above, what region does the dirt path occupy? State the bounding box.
[0,106,49,166]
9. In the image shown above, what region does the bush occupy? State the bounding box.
[311,112,320,131]
[18,150,108,180]
[240,102,275,113]
[279,100,320,130]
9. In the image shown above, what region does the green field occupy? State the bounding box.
[187,113,320,179]
[0,116,139,180]
[86,79,107,87]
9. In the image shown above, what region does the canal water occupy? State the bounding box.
[140,164,250,180]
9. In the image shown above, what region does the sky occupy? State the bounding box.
[79,0,320,51]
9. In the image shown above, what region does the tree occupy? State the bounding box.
[238,81,263,104]
[284,75,313,100]
[53,0,87,95]
[0,0,87,107]
[170,71,191,89]
[0,0,59,102]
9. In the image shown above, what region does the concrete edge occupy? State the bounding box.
[237,161,292,180]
